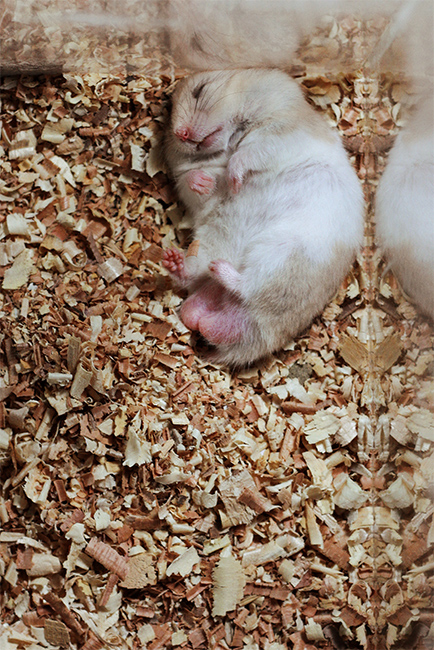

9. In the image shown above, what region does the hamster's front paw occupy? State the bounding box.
[162,247,186,280]
[186,170,215,195]
[227,153,246,194]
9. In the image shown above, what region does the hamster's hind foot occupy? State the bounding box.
[209,259,242,294]
[162,247,186,280]
[198,308,247,346]
[180,291,215,331]
[180,284,248,346]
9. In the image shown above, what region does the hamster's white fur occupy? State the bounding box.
[376,93,434,319]
[163,69,364,366]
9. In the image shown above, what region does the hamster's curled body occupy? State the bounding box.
[163,69,364,367]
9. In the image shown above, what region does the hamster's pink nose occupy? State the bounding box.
[175,127,191,142]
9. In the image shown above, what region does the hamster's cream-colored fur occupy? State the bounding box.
[163,69,364,366]
[376,94,434,319]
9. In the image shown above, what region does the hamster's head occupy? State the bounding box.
[169,71,248,156]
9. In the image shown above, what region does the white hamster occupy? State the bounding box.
[163,69,364,366]
[376,93,434,319]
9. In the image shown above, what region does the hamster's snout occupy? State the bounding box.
[199,127,223,149]
[174,125,223,149]
[175,126,191,142]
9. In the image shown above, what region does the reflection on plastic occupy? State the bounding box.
[0,0,432,77]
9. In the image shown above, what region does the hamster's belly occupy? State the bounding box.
[193,182,307,295]
[193,166,361,295]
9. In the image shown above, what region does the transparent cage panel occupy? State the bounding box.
[0,0,433,80]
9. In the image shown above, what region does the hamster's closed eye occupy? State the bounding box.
[192,82,207,100]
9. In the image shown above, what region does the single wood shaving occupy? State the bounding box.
[85,538,129,580]
[212,552,246,617]
[44,620,71,648]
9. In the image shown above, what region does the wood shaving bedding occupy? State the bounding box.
[0,10,433,650]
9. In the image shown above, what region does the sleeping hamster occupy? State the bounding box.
[163,69,364,366]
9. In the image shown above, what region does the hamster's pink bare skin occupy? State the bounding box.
[180,287,249,346]
[164,69,364,366]
[162,248,186,280]
[186,170,215,195]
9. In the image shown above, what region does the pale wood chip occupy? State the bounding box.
[305,503,324,548]
[219,468,272,527]
[212,552,246,617]
[166,546,200,577]
[2,249,34,290]
[121,553,157,588]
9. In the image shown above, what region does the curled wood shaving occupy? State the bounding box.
[380,475,415,509]
[305,504,324,548]
[70,364,93,399]
[47,372,73,386]
[97,257,125,283]
[98,573,120,608]
[85,538,128,580]
[42,592,86,638]
[333,473,369,510]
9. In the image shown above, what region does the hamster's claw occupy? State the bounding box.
[229,175,243,194]
[186,170,215,195]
